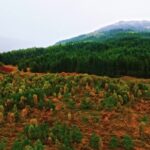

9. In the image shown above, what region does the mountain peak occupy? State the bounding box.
[97,20,150,32]
[57,20,150,44]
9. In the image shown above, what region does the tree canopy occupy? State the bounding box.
[0,32,150,77]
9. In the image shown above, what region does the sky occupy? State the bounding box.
[0,0,150,52]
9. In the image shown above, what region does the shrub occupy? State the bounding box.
[0,112,4,124]
[122,135,134,150]
[139,115,149,124]
[63,92,72,102]
[80,98,93,110]
[66,99,76,109]
[38,99,45,110]
[13,104,19,122]
[34,139,44,150]
[12,140,23,150]
[92,116,100,123]
[0,138,7,150]
[82,116,89,123]
[0,105,4,113]
[0,62,4,67]
[24,145,34,150]
[122,94,130,105]
[24,123,49,141]
[59,144,74,150]
[143,90,150,99]
[70,125,82,143]
[137,90,142,97]
[21,138,31,148]
[89,133,101,150]
[109,136,119,149]
[45,99,55,110]
[101,96,117,110]
[14,111,20,122]
[51,122,82,149]
[138,83,148,90]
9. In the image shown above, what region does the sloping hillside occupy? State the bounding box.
[57,21,150,44]
[0,71,150,149]
[0,33,150,77]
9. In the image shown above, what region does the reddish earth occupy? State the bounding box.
[0,67,150,149]
[0,99,150,150]
[0,65,17,73]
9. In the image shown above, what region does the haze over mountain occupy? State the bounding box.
[57,20,150,44]
[0,36,34,52]
[1,20,150,52]
[1,19,150,77]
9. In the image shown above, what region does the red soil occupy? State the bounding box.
[0,65,17,73]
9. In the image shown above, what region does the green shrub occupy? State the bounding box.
[92,116,100,123]
[109,136,119,149]
[0,62,4,67]
[66,99,76,109]
[122,135,134,150]
[38,99,45,110]
[109,83,117,92]
[101,96,117,110]
[70,125,82,143]
[59,144,74,150]
[13,104,20,122]
[0,138,7,150]
[89,133,101,150]
[21,138,31,148]
[0,105,4,113]
[12,140,23,150]
[80,98,93,110]
[34,139,44,150]
[24,125,39,140]
[139,115,149,124]
[63,92,72,102]
[45,99,55,110]
[81,116,89,124]
[122,94,130,104]
[51,122,82,149]
[24,123,49,141]
[143,90,150,99]
[138,83,148,90]
[24,145,34,150]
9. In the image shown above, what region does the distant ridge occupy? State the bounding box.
[56,20,150,44]
[1,20,150,77]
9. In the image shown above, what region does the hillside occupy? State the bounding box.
[0,32,150,77]
[1,21,150,150]
[0,71,150,150]
[57,21,150,44]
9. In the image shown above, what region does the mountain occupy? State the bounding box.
[56,20,150,44]
[98,20,150,32]
[1,31,150,77]
[1,20,150,77]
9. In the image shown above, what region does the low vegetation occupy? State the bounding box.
[0,71,150,149]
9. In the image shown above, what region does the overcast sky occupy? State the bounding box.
[0,0,150,52]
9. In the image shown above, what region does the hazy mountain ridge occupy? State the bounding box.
[1,20,150,77]
[0,36,35,52]
[97,20,150,32]
[57,20,150,44]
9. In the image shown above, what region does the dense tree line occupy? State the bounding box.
[0,33,150,77]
